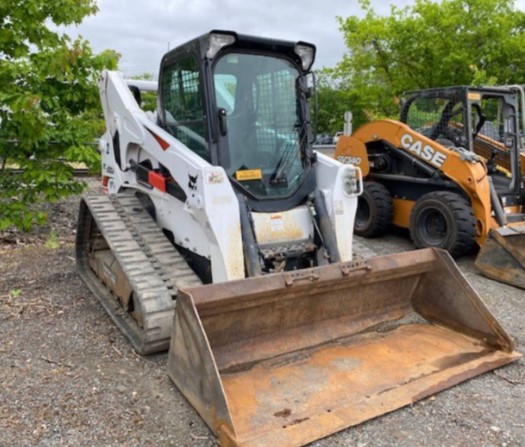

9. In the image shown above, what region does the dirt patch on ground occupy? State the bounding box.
[0,179,99,248]
[0,247,215,447]
[0,182,524,446]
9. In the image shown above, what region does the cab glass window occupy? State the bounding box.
[161,55,209,161]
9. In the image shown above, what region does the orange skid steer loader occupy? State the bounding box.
[76,32,520,447]
[336,86,525,289]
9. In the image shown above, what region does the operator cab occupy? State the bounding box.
[401,86,523,203]
[158,31,317,212]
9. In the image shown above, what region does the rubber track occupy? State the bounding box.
[76,192,201,354]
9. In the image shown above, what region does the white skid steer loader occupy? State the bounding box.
[76,30,520,447]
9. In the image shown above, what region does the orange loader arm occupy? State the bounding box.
[337,119,496,244]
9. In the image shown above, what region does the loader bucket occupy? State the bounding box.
[167,248,519,447]
[475,225,525,289]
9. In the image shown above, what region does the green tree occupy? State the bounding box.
[315,71,370,135]
[0,0,119,230]
[333,0,525,122]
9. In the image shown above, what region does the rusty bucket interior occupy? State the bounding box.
[167,248,520,447]
[475,224,525,289]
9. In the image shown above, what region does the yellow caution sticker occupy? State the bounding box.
[235,169,262,181]
[468,92,481,101]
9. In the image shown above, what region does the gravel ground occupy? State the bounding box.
[1,181,524,446]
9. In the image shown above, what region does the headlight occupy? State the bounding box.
[206,32,236,59]
[343,168,359,196]
[294,43,315,71]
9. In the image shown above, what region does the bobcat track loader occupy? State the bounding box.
[336,86,525,289]
[76,33,519,447]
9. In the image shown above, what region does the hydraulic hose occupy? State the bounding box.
[314,190,341,263]
[237,194,263,277]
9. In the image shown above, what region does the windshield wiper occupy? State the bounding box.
[270,140,296,187]
[270,120,310,187]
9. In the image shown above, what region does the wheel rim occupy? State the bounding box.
[419,208,448,245]
[355,197,371,230]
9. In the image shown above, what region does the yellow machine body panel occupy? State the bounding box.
[334,135,370,177]
[335,107,525,289]
[392,197,415,228]
[344,119,495,244]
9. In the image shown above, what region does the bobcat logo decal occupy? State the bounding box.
[188,174,198,191]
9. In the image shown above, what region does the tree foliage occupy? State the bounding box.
[0,0,119,230]
[315,71,372,134]
[332,0,525,122]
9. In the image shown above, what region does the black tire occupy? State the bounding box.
[354,181,392,237]
[409,191,476,257]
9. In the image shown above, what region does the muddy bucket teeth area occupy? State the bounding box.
[167,248,520,447]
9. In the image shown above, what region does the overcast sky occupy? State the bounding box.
[61,0,525,77]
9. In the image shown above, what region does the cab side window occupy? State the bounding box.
[161,55,209,161]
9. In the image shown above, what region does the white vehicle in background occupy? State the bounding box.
[333,131,344,144]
